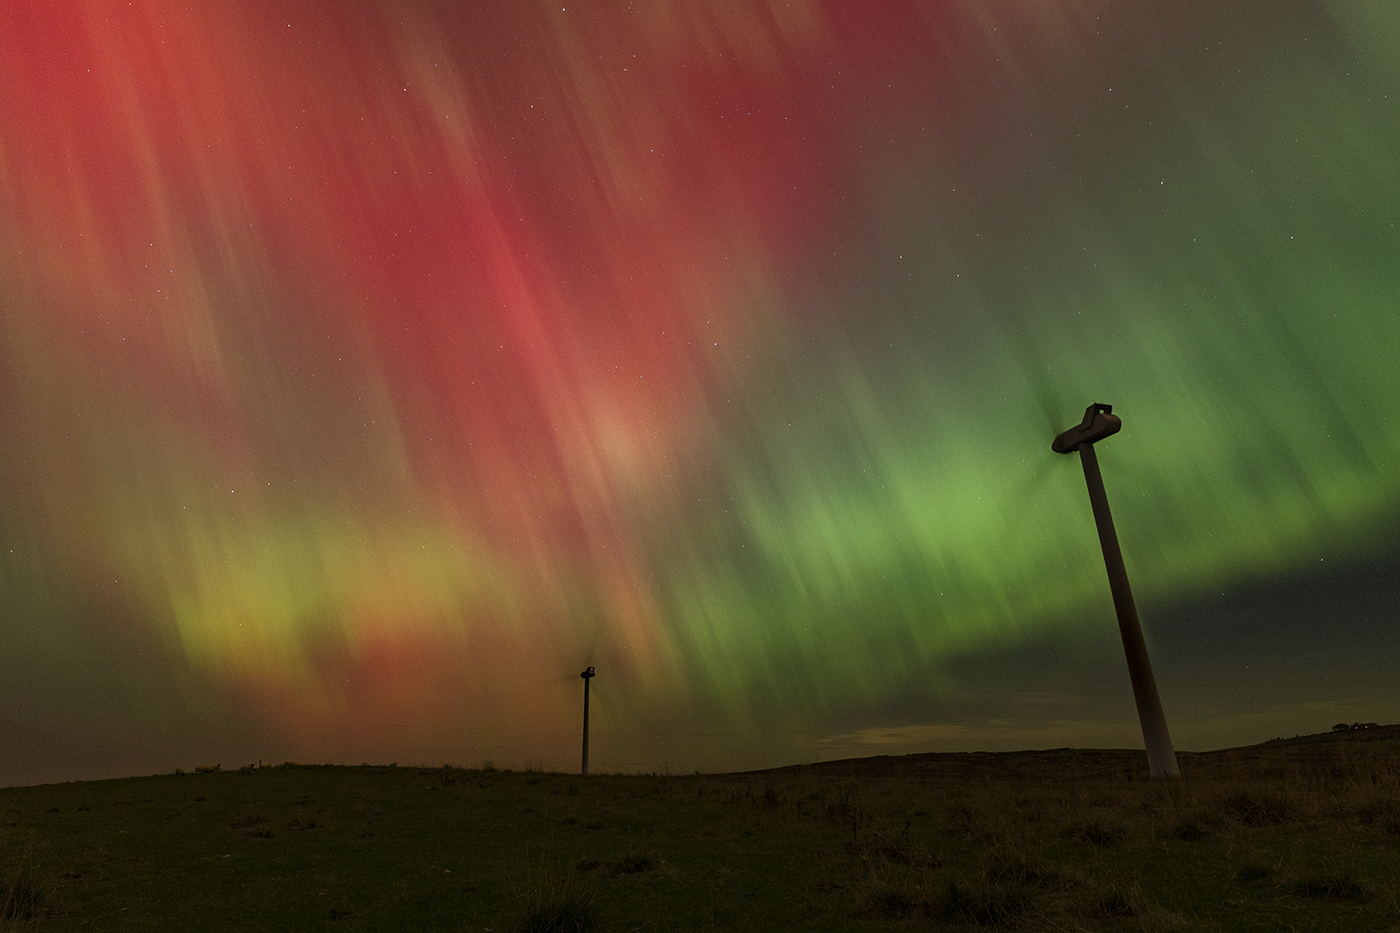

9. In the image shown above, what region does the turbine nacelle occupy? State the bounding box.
[1052,402,1122,453]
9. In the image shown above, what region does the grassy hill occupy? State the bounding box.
[3,729,1398,931]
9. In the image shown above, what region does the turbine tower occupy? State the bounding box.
[580,666,596,776]
[1053,403,1179,778]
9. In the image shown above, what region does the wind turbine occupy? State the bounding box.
[1053,403,1179,778]
[580,666,596,775]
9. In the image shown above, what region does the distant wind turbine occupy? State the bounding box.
[1053,403,1180,778]
[580,666,596,776]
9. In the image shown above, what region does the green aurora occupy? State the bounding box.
[0,0,1396,782]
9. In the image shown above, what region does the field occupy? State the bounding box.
[3,728,1398,931]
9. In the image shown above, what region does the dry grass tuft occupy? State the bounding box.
[1168,811,1215,841]
[931,876,1037,926]
[1089,878,1146,918]
[853,873,924,919]
[1,847,55,924]
[1289,874,1366,901]
[515,871,597,933]
[611,852,656,875]
[1066,817,1124,846]
[1223,789,1295,826]
[846,825,940,868]
[981,845,1075,891]
[230,812,275,839]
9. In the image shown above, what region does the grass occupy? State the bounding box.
[515,869,597,933]
[1,731,1398,930]
[1,842,55,924]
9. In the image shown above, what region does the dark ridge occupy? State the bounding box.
[1254,722,1400,747]
[718,724,1400,783]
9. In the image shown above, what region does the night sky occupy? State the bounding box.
[1,0,1397,786]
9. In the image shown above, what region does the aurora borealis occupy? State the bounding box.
[1,0,1397,785]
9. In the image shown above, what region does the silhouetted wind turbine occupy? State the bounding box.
[580,666,596,776]
[1053,403,1179,778]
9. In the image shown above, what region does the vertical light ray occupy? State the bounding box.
[0,0,1396,779]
